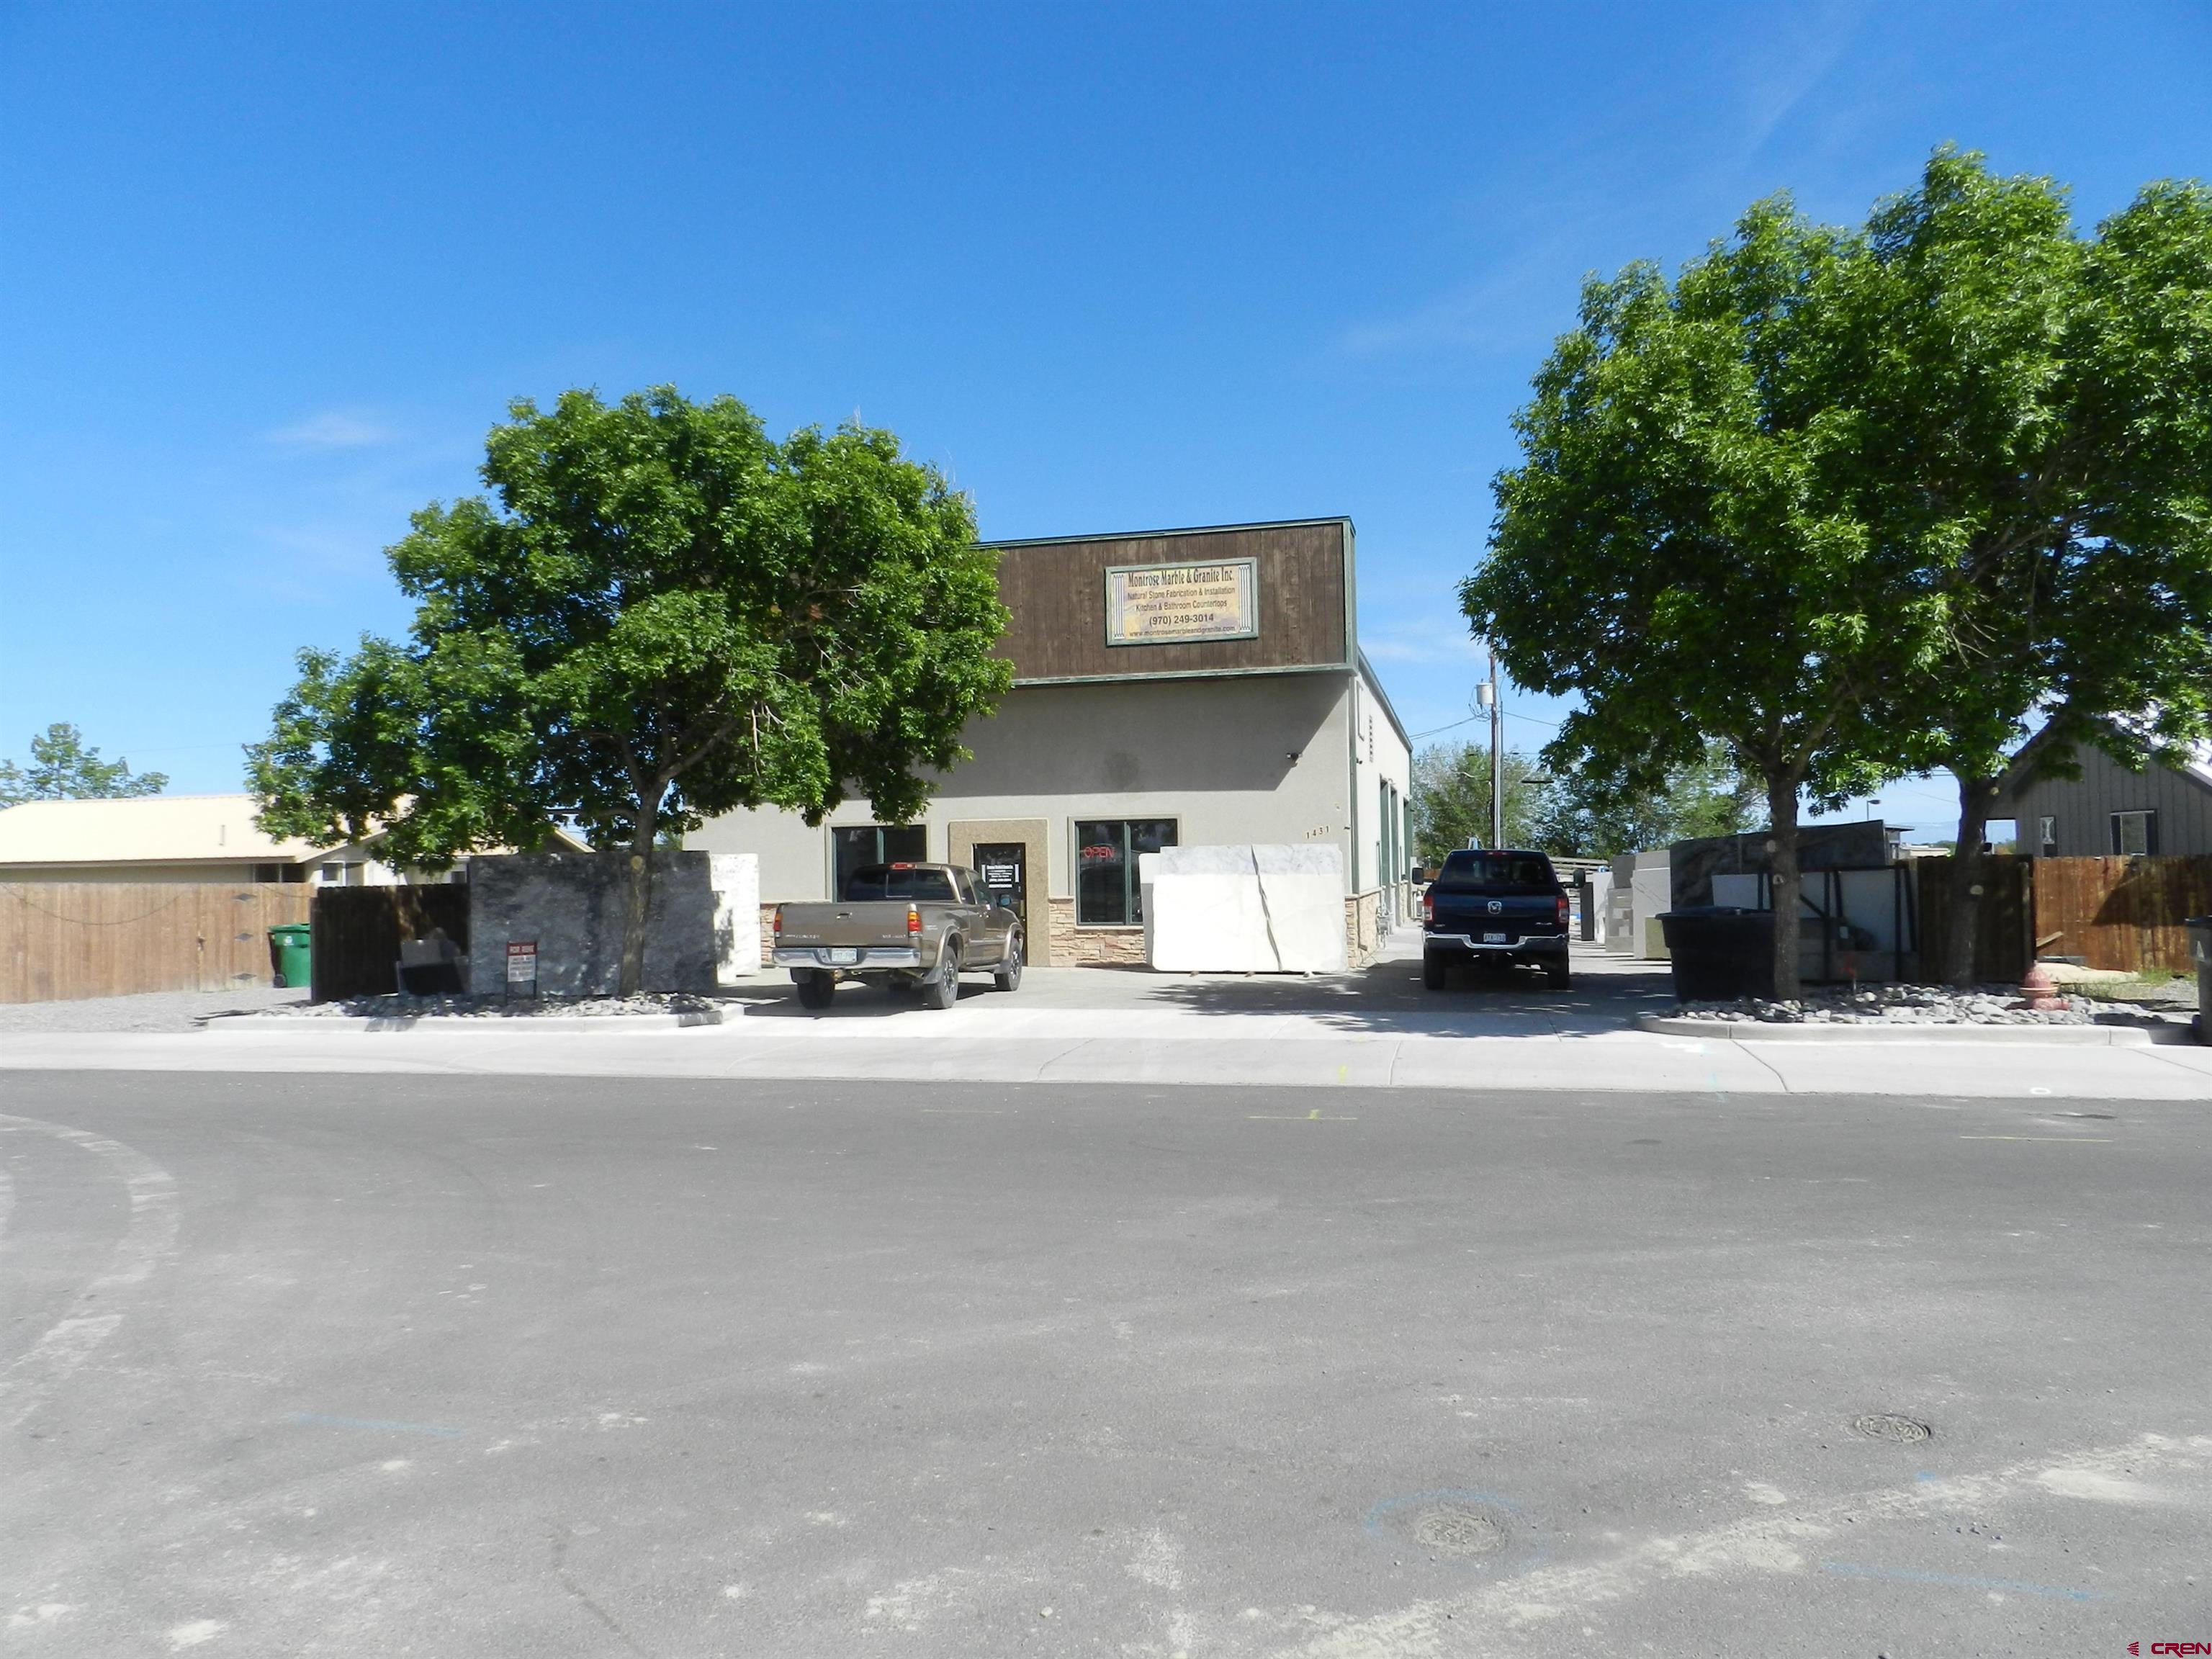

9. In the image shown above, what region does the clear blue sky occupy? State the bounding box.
[4,3,2207,837]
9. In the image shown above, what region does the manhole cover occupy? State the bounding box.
[1851,1413,1932,1444]
[1408,1503,1509,1557]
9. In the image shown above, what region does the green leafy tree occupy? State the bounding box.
[1464,194,1932,997]
[1466,147,2212,994]
[1409,742,1549,863]
[1833,154,2212,982]
[1528,739,1764,858]
[0,723,168,805]
[251,387,1013,994]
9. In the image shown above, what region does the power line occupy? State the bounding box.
[1413,706,1563,741]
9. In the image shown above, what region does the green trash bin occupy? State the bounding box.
[269,923,313,991]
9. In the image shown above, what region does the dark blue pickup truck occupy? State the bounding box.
[1421,849,1572,990]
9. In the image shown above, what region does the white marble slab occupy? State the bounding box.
[709,853,761,981]
[1140,844,1347,972]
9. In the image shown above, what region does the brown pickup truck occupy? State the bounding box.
[772,862,1025,1011]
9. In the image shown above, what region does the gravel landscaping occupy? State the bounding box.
[0,986,311,1035]
[243,992,724,1020]
[1670,981,2182,1028]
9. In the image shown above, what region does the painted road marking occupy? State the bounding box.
[0,1114,180,1433]
[1959,1135,2113,1143]
[1248,1108,1359,1121]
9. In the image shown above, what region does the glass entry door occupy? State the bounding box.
[971,842,1028,935]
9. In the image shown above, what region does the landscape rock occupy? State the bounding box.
[257,992,721,1020]
[1669,982,2147,1028]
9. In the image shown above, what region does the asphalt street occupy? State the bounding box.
[2,1069,2206,1658]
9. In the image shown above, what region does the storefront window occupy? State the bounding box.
[834,824,928,899]
[1076,819,1177,925]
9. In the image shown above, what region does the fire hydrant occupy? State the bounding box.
[2016,963,2069,1012]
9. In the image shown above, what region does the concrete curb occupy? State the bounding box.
[202,1010,729,1034]
[1634,1012,2164,1046]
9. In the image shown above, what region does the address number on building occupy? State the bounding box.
[1104,558,1259,645]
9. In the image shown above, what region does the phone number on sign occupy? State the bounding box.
[1132,609,1233,628]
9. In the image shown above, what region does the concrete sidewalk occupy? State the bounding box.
[6,1002,2206,1102]
[4,932,2206,1099]
[738,927,1683,1021]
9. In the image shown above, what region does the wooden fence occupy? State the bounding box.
[2031,855,2212,974]
[311,884,471,1002]
[1,882,315,1004]
[1910,855,2034,984]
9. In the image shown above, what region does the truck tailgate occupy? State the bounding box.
[1429,891,1562,940]
[775,902,916,948]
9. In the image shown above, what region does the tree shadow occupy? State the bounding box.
[709,943,1681,1032]
[1123,949,1680,1036]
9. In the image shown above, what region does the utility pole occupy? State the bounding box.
[1476,648,1503,850]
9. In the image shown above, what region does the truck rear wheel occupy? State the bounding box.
[794,970,835,1010]
[922,942,961,1010]
[1422,953,1447,991]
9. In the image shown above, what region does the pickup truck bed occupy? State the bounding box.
[773,862,1022,1011]
[1422,849,1570,989]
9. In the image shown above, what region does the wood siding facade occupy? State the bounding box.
[1995,743,2212,858]
[989,518,1352,683]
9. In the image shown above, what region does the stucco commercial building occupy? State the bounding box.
[688,518,1414,965]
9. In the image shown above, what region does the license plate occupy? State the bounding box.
[822,948,859,966]
[1483,932,1508,944]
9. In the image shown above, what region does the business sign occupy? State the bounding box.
[1104,558,1259,646]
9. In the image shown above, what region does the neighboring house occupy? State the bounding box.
[0,793,589,884]
[1991,727,2212,858]
[0,794,388,884]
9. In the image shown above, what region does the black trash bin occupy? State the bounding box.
[1658,907,1778,1002]
[2188,916,2211,1046]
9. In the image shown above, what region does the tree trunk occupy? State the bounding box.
[1942,772,1999,989]
[1766,773,1803,1001]
[619,811,657,999]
